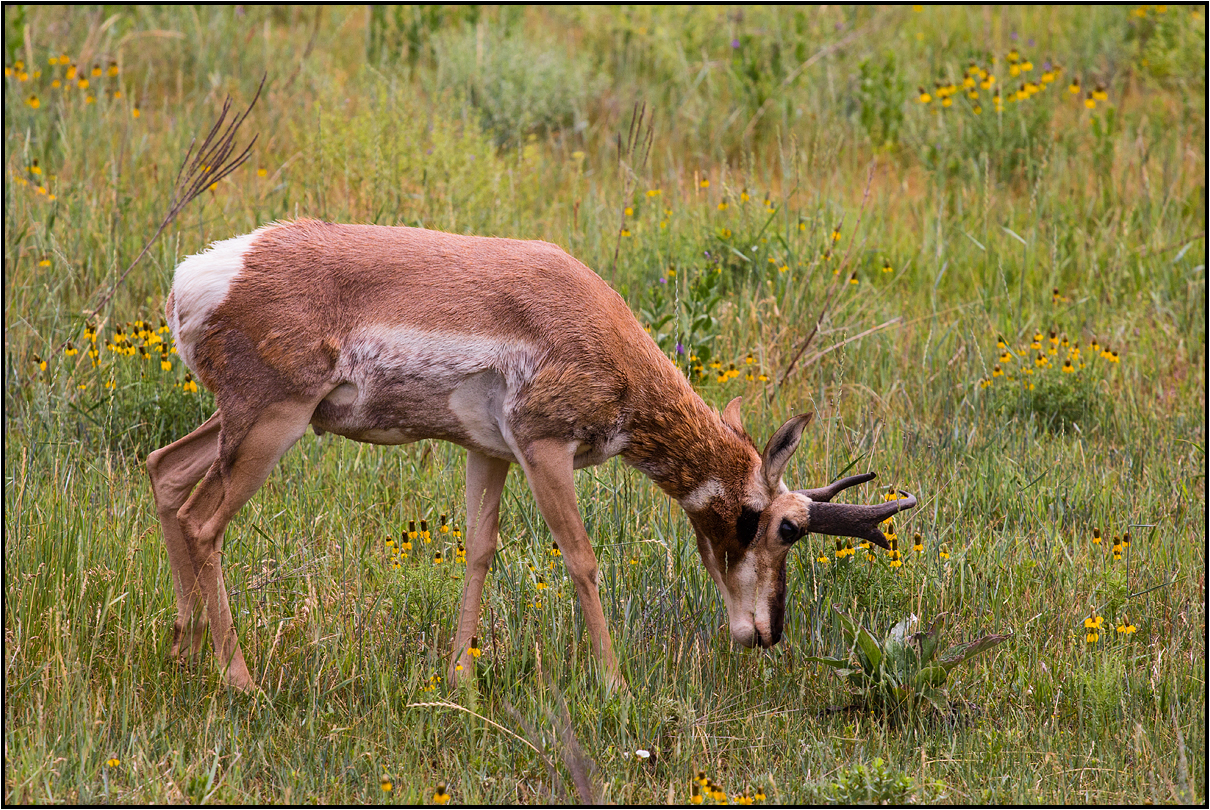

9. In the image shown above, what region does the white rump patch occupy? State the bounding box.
[169,226,272,370]
[681,478,724,512]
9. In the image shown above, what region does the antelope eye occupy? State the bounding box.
[778,519,799,543]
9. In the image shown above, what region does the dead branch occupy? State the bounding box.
[90,74,265,315]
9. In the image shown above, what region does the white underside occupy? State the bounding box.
[333,325,543,460]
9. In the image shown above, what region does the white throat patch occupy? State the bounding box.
[681,478,724,512]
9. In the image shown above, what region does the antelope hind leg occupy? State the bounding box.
[147,411,223,662]
[176,398,317,691]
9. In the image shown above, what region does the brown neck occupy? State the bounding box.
[621,364,756,503]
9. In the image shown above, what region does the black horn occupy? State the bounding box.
[796,486,918,550]
[796,472,878,502]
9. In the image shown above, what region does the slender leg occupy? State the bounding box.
[176,398,317,691]
[447,449,511,682]
[146,411,223,660]
[514,438,624,690]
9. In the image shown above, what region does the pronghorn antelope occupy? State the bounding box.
[148,219,917,691]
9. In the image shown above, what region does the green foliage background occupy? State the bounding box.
[4,5,1205,805]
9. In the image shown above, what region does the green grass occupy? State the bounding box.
[4,5,1205,804]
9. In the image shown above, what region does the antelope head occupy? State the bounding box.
[682,399,917,649]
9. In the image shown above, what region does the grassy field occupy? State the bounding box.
[4,5,1205,804]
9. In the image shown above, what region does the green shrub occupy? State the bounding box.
[808,607,1011,716]
[980,328,1121,433]
[804,757,945,804]
[431,24,603,147]
[27,317,214,457]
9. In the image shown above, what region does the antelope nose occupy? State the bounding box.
[753,626,781,648]
[730,623,758,648]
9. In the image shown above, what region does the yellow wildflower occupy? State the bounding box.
[432,782,450,804]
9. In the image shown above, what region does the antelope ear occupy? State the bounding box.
[761,413,813,491]
[721,396,746,436]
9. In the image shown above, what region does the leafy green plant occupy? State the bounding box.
[367,5,482,70]
[804,757,945,805]
[808,606,1011,713]
[995,365,1104,433]
[855,51,906,149]
[728,31,788,127]
[638,263,725,379]
[1090,104,1118,200]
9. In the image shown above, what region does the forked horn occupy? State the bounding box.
[796,472,877,502]
[796,482,918,550]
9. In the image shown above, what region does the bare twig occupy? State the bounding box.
[501,702,568,804]
[552,690,600,805]
[501,688,600,805]
[795,317,902,370]
[408,700,548,759]
[1134,231,1204,257]
[282,8,322,92]
[90,74,265,315]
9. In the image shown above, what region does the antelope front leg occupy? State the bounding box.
[448,449,510,683]
[516,438,624,690]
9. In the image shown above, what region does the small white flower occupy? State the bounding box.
[635,749,651,759]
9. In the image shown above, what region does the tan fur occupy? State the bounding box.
[148,220,912,692]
